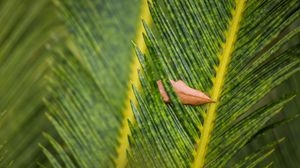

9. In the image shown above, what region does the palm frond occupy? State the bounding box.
[271,74,300,167]
[238,20,300,167]
[43,0,150,167]
[0,0,61,167]
[127,0,300,167]
[232,138,285,168]
[239,67,300,167]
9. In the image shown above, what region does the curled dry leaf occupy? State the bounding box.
[157,80,215,105]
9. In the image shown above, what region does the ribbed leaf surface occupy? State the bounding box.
[127,0,300,167]
[43,0,144,167]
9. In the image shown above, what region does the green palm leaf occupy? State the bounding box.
[239,69,300,167]
[0,0,61,167]
[40,0,300,167]
[238,20,300,167]
[127,0,300,167]
[43,0,151,167]
[0,0,299,167]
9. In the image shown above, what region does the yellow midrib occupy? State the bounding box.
[192,0,246,168]
[114,0,152,168]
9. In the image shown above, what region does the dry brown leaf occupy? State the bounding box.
[157,80,214,105]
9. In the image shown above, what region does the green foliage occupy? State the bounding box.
[0,0,61,167]
[239,72,300,168]
[230,19,300,168]
[42,0,143,167]
[233,138,286,168]
[0,0,299,167]
[127,0,300,167]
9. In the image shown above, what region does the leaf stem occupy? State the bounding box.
[192,0,246,167]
